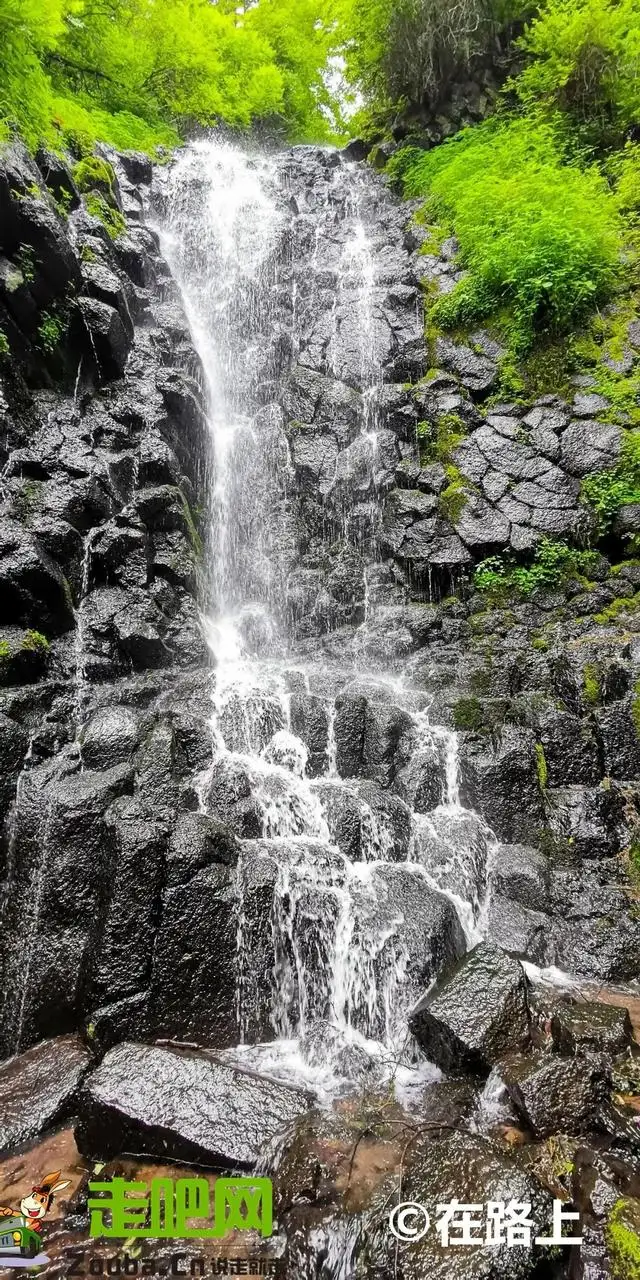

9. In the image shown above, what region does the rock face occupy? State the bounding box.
[0,1035,90,1155]
[0,137,639,1280]
[75,1041,311,1167]
[409,943,530,1074]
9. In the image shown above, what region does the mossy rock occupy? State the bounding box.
[452,696,485,731]
[73,155,118,204]
[0,628,50,686]
[606,1197,640,1279]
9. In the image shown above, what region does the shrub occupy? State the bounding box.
[390,119,621,352]
[581,432,640,535]
[37,309,66,353]
[474,538,601,596]
[516,0,640,144]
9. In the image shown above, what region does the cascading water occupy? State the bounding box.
[156,140,496,1097]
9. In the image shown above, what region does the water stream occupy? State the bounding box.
[156,141,495,1098]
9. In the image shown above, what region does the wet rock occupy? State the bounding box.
[491,844,549,911]
[550,1000,633,1057]
[546,784,622,858]
[369,1130,552,1280]
[487,895,551,966]
[595,703,640,780]
[454,491,511,549]
[148,860,239,1046]
[434,338,497,396]
[538,707,602,786]
[80,706,141,769]
[76,1041,311,1167]
[0,1035,91,1156]
[36,148,80,211]
[409,943,530,1075]
[205,756,263,838]
[76,296,132,379]
[458,727,544,844]
[289,693,329,777]
[561,420,621,476]
[501,1050,611,1137]
[0,519,75,635]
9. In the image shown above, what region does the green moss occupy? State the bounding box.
[73,155,117,197]
[22,630,49,653]
[0,329,9,357]
[0,639,11,662]
[594,593,640,624]
[452,696,485,731]
[80,244,97,264]
[439,468,469,523]
[632,679,640,738]
[531,634,549,651]
[606,1198,640,1280]
[85,194,126,240]
[583,662,601,706]
[417,412,466,465]
[535,742,548,790]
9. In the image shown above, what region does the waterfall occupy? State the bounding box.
[155,140,495,1097]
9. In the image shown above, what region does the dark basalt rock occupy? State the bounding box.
[501,1049,611,1137]
[368,1131,552,1280]
[76,296,132,380]
[75,1041,311,1167]
[0,1035,91,1155]
[458,726,545,844]
[550,1000,633,1057]
[409,942,530,1075]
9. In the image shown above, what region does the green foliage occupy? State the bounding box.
[85,194,126,240]
[37,309,66,352]
[474,538,601,597]
[581,432,640,535]
[516,0,640,146]
[417,412,466,462]
[452,696,485,731]
[535,741,548,789]
[0,0,345,154]
[0,327,9,356]
[392,119,621,353]
[0,0,68,148]
[343,0,524,114]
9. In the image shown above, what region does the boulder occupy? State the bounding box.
[458,726,545,844]
[546,785,622,858]
[501,1050,611,1138]
[76,296,132,379]
[0,519,75,635]
[75,1041,311,1167]
[80,706,142,770]
[0,1035,91,1156]
[409,943,530,1075]
[561,420,621,477]
[550,1000,633,1057]
[369,1130,552,1280]
[491,844,549,911]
